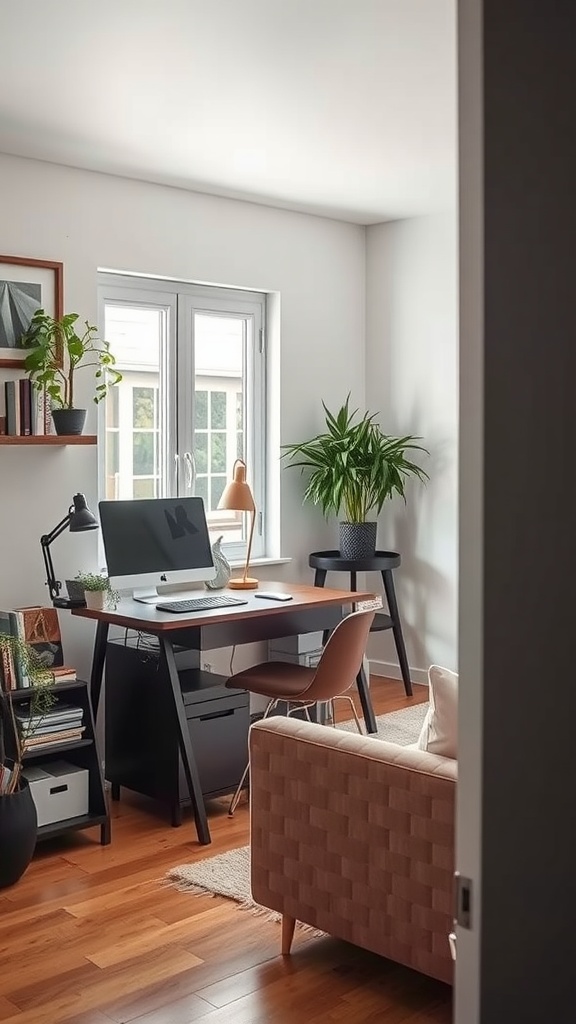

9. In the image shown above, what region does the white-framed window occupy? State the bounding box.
[97,275,267,563]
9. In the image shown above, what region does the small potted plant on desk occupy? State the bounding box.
[21,310,122,436]
[282,394,429,559]
[0,634,54,888]
[74,573,119,611]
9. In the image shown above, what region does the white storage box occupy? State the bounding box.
[269,632,324,656]
[23,761,89,826]
[268,648,324,669]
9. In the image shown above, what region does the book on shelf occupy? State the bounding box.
[30,386,44,435]
[2,606,76,688]
[21,719,84,736]
[22,726,85,751]
[18,378,31,435]
[17,704,84,731]
[4,380,21,436]
[0,762,16,795]
[1,379,49,436]
[12,606,65,686]
[15,702,84,730]
[0,644,16,692]
[0,607,20,690]
[49,666,77,683]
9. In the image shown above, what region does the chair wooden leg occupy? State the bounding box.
[282,914,296,955]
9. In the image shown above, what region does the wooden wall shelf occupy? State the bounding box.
[0,435,97,445]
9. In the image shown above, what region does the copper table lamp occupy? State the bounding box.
[217,459,258,589]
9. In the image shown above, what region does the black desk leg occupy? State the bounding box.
[356,661,377,734]
[159,636,211,846]
[90,620,109,716]
[314,568,332,645]
[381,570,413,697]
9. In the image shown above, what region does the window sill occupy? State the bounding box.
[228,556,292,570]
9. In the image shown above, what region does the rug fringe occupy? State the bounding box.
[163,874,323,936]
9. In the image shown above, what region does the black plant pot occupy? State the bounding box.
[339,521,378,560]
[51,408,87,436]
[0,777,38,889]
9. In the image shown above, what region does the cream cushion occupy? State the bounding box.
[416,664,458,760]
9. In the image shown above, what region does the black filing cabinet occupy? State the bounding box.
[105,639,249,825]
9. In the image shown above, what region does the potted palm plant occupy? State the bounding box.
[0,634,54,888]
[282,395,429,558]
[21,310,122,436]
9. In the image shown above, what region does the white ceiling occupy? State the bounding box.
[0,0,456,225]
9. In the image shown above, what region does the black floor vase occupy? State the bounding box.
[0,778,37,889]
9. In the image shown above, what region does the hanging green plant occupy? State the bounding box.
[0,634,55,795]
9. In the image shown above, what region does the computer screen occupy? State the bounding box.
[98,497,216,601]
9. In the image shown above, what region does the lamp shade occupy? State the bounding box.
[68,493,99,532]
[217,461,255,513]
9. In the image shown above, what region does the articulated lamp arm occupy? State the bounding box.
[40,514,72,602]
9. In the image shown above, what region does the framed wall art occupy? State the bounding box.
[0,255,63,368]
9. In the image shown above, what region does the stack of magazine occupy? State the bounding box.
[16,702,85,752]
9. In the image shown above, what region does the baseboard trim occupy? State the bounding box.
[368,659,428,687]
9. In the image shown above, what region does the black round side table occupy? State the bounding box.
[309,550,413,701]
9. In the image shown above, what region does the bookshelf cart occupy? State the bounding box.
[13,678,110,844]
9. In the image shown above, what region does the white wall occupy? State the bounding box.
[365,214,458,678]
[0,153,365,678]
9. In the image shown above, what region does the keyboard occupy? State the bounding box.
[155,595,249,614]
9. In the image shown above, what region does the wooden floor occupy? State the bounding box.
[0,679,452,1024]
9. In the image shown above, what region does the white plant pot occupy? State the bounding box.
[85,591,106,610]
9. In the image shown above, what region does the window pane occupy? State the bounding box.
[211,432,226,473]
[195,476,208,504]
[195,433,208,474]
[211,391,226,429]
[211,476,226,509]
[195,317,245,537]
[103,302,163,500]
[133,433,155,475]
[195,390,208,429]
[133,479,156,498]
[133,387,155,429]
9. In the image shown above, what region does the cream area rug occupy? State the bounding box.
[166,702,428,911]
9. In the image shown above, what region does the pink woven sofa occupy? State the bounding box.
[249,715,456,984]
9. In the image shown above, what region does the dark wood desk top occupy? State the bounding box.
[71,581,375,633]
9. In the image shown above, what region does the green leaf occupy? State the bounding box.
[19,309,123,408]
[282,397,429,521]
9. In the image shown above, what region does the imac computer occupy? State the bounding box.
[98,497,216,602]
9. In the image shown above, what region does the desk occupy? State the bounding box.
[73,581,374,845]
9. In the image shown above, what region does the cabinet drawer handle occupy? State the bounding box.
[49,784,68,795]
[198,709,234,722]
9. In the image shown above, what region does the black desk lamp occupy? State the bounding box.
[41,493,99,608]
